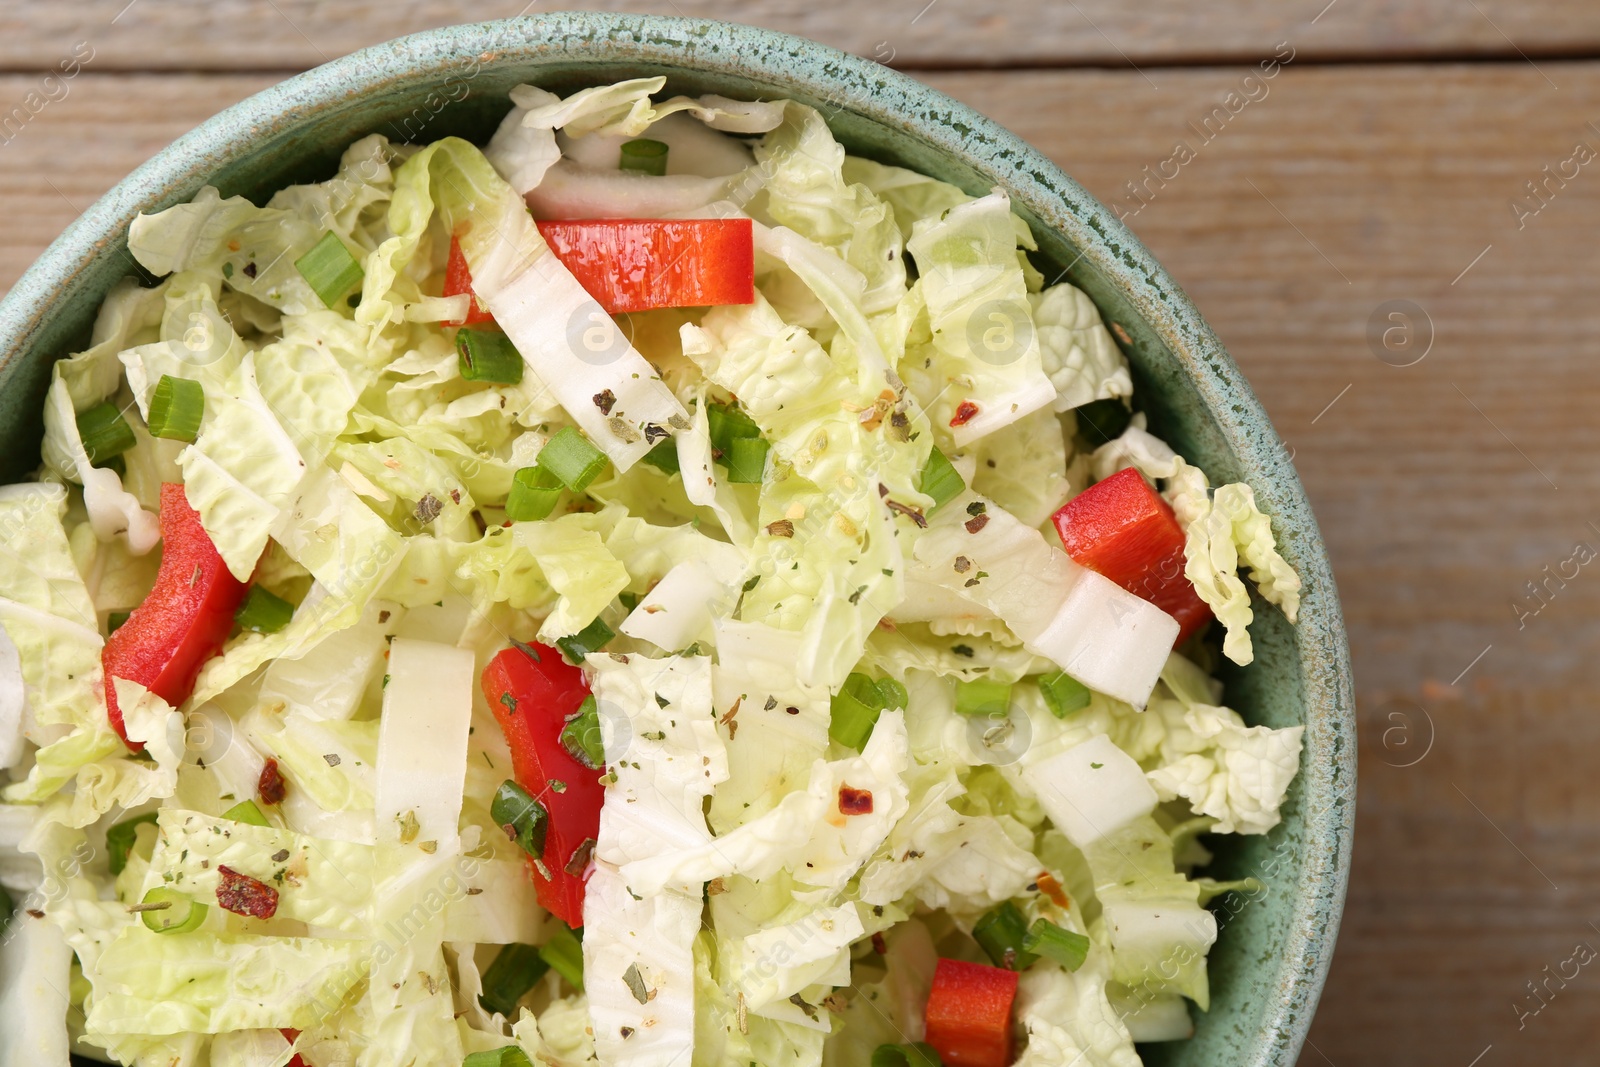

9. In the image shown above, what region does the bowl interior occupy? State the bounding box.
[0,16,1353,1067]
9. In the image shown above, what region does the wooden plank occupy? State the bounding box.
[1,63,1598,1060]
[1,0,1597,73]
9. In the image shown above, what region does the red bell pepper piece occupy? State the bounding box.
[442,233,496,326]
[279,1030,309,1067]
[1051,467,1212,645]
[101,483,250,750]
[924,958,1019,1067]
[443,219,755,323]
[480,643,605,928]
[536,218,754,313]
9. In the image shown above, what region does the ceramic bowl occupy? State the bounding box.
[0,14,1355,1065]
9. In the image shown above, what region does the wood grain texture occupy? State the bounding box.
[2,55,1599,1063]
[1,0,1598,72]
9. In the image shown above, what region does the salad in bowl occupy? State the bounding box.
[0,75,1305,1067]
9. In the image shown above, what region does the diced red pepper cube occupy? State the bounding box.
[924,958,1019,1067]
[1051,467,1212,645]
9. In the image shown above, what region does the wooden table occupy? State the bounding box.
[4,3,1594,1062]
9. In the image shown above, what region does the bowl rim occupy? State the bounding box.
[0,12,1354,1063]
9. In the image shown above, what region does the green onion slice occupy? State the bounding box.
[456,327,524,384]
[462,1047,535,1067]
[618,138,669,176]
[559,695,605,770]
[973,900,1037,970]
[875,676,909,712]
[294,230,364,309]
[1073,398,1133,444]
[640,439,681,476]
[490,780,549,860]
[917,447,965,511]
[1022,917,1091,972]
[872,1044,942,1067]
[1038,671,1091,718]
[724,436,769,483]
[479,942,551,1017]
[235,585,294,634]
[538,923,585,992]
[222,800,270,827]
[139,887,208,934]
[953,678,1013,718]
[537,426,608,493]
[147,375,205,442]
[76,402,136,467]
[505,465,563,522]
[829,672,886,752]
[706,401,760,454]
[106,812,159,876]
[556,618,614,665]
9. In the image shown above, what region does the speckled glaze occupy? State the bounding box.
[0,14,1354,1065]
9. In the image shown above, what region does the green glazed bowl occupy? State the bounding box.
[0,13,1354,1065]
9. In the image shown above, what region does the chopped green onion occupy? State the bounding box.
[953,678,1012,718]
[917,446,966,511]
[1023,918,1091,972]
[1073,398,1132,444]
[872,1044,942,1067]
[146,375,205,442]
[875,676,909,711]
[76,402,136,467]
[463,1047,535,1067]
[106,812,159,875]
[640,439,681,476]
[491,780,549,859]
[505,465,563,522]
[706,401,760,454]
[618,138,669,176]
[222,800,270,827]
[234,585,294,634]
[456,327,524,384]
[973,900,1037,970]
[294,230,364,309]
[1038,671,1091,718]
[556,618,614,664]
[829,672,886,752]
[725,436,769,483]
[537,426,608,492]
[139,887,207,934]
[479,942,550,1017]
[538,923,585,992]
[559,695,605,770]
[107,610,130,634]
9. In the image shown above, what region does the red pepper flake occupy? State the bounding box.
[1036,871,1070,909]
[258,758,287,806]
[216,865,279,919]
[719,695,742,740]
[964,512,990,534]
[950,400,980,427]
[838,785,874,816]
[872,932,888,954]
